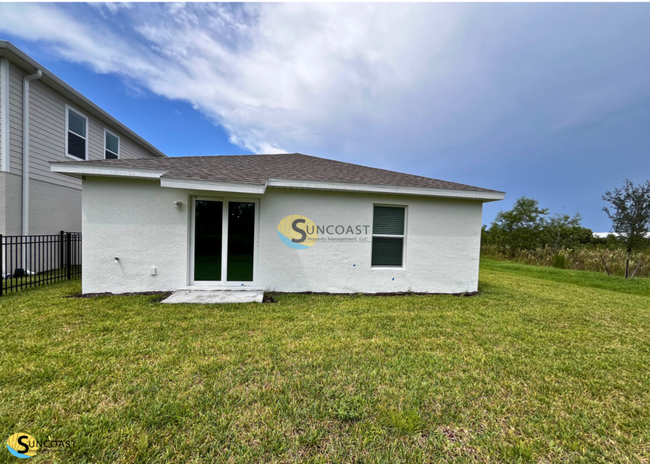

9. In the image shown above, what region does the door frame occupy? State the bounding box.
[189,195,260,287]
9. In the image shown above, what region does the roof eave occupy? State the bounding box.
[265,178,505,201]
[160,177,266,194]
[49,163,505,201]
[50,162,167,180]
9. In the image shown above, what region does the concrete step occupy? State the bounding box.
[162,289,264,304]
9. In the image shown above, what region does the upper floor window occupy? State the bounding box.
[66,105,88,160]
[371,205,406,267]
[104,129,120,159]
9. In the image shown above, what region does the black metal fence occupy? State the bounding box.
[1,232,81,295]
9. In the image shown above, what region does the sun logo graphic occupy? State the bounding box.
[277,215,319,249]
[6,433,38,459]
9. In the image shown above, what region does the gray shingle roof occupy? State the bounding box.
[54,153,502,193]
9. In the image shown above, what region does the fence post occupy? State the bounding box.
[66,232,72,280]
[60,230,64,271]
[0,234,3,297]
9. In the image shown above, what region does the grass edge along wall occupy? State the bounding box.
[81,176,485,294]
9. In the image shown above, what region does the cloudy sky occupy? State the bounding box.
[1,2,649,230]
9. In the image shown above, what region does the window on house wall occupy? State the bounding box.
[371,205,406,267]
[104,129,120,159]
[66,106,88,160]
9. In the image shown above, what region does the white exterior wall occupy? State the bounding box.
[258,189,482,294]
[82,177,484,295]
[82,178,189,294]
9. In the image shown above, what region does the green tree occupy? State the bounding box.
[543,213,593,249]
[487,197,549,252]
[485,197,591,253]
[602,180,650,278]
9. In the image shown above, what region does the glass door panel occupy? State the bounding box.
[227,202,255,281]
[194,200,223,281]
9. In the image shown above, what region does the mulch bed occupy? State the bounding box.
[67,291,173,301]
[68,290,478,304]
[262,290,479,303]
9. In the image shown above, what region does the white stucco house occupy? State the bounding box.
[50,153,504,295]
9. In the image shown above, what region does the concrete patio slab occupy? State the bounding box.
[162,289,264,304]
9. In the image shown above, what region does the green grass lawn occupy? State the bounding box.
[1,260,649,463]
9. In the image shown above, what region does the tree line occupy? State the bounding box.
[482,180,650,278]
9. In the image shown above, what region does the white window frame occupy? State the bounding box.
[189,195,261,287]
[103,128,120,159]
[65,104,88,161]
[371,204,408,269]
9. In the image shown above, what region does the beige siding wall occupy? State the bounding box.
[0,167,81,236]
[29,74,78,189]
[0,60,162,235]
[7,61,160,191]
[8,61,23,174]
[0,171,22,235]
[29,177,82,234]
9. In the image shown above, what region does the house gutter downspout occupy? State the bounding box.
[22,68,42,236]
[0,58,9,173]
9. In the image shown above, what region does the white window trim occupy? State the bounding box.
[103,128,120,159]
[65,104,88,161]
[371,204,408,270]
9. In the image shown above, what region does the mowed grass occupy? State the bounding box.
[1,260,649,463]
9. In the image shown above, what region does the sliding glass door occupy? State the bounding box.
[227,202,255,281]
[194,200,223,281]
[192,198,257,284]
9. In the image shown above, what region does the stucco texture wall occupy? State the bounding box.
[82,177,189,294]
[259,189,482,294]
[82,178,483,295]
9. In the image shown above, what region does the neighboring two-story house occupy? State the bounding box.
[0,41,166,237]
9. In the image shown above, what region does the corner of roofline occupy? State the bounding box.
[49,162,169,180]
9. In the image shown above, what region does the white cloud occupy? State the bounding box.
[0,2,649,173]
[0,3,465,160]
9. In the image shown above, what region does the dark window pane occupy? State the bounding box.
[194,200,223,281]
[373,206,405,235]
[105,132,119,155]
[68,132,86,160]
[227,202,255,281]
[371,237,403,266]
[105,150,118,159]
[68,109,86,137]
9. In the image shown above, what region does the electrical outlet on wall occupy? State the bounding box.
[150,266,157,276]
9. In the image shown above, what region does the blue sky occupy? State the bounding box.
[1,3,650,231]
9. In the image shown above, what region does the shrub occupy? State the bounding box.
[551,253,567,269]
[482,244,650,278]
[483,197,593,254]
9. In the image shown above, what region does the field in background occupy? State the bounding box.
[482,243,650,278]
[1,260,649,462]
